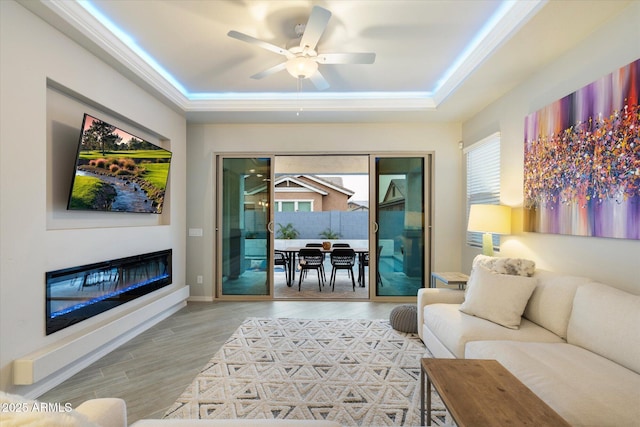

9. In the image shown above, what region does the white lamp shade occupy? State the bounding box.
[467,204,512,234]
[286,57,318,79]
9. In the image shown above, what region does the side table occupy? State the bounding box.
[430,271,469,289]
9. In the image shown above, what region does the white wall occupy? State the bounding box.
[462,1,640,293]
[0,1,187,395]
[186,122,463,299]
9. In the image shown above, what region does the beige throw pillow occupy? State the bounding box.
[460,265,538,329]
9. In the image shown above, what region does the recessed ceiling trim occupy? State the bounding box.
[187,95,436,112]
[432,0,547,105]
[36,0,545,115]
[40,0,191,109]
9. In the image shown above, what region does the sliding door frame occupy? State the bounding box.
[215,153,276,300]
[368,152,433,302]
[213,152,433,302]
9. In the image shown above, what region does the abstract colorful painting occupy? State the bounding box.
[524,59,639,239]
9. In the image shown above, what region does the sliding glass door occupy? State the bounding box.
[217,156,274,298]
[372,155,431,298]
[215,153,431,301]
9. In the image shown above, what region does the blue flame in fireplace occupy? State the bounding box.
[50,273,170,318]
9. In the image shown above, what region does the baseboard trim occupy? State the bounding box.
[187,295,214,302]
[13,286,189,398]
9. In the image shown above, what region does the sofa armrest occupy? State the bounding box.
[132,420,342,426]
[75,398,127,427]
[417,288,465,341]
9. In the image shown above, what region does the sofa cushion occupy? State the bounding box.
[465,341,640,427]
[75,398,127,427]
[567,282,640,374]
[423,303,564,358]
[0,391,99,427]
[460,265,537,329]
[131,421,343,426]
[523,269,590,339]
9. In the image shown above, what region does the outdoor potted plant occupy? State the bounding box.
[276,223,299,240]
[319,228,341,249]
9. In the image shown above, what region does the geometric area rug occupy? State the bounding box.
[163,318,450,426]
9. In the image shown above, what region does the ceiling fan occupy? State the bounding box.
[227,6,376,90]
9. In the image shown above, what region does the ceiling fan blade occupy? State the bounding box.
[228,30,293,58]
[316,52,376,64]
[300,6,331,51]
[309,70,330,91]
[250,62,287,80]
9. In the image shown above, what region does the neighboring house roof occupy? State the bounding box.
[274,175,355,198]
[273,175,329,195]
[245,174,357,198]
[292,175,355,198]
[382,179,406,203]
[348,200,369,210]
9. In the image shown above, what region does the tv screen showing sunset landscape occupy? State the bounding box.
[67,114,172,214]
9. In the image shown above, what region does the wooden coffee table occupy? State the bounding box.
[420,358,571,426]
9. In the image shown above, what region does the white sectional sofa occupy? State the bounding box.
[417,256,640,426]
[0,393,341,427]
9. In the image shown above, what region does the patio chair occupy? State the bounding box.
[274,249,290,285]
[297,248,325,291]
[376,245,384,287]
[332,243,350,248]
[329,248,356,291]
[359,245,383,287]
[305,243,327,281]
[331,243,351,281]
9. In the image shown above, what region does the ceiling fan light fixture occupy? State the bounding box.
[286,56,318,79]
[228,6,373,90]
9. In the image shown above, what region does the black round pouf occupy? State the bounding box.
[389,304,418,333]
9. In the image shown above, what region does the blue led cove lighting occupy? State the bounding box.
[78,0,524,102]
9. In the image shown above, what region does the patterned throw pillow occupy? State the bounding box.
[472,254,536,276]
[466,255,536,294]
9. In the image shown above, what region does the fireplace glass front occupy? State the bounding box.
[46,249,172,334]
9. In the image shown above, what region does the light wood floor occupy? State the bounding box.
[38,300,399,424]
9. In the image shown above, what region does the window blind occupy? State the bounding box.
[465,133,501,249]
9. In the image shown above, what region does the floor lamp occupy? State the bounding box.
[467,204,512,256]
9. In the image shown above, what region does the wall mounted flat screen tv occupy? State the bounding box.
[67,113,172,214]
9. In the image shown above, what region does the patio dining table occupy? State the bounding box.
[282,246,369,287]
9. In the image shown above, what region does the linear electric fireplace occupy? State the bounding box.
[46,249,172,335]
